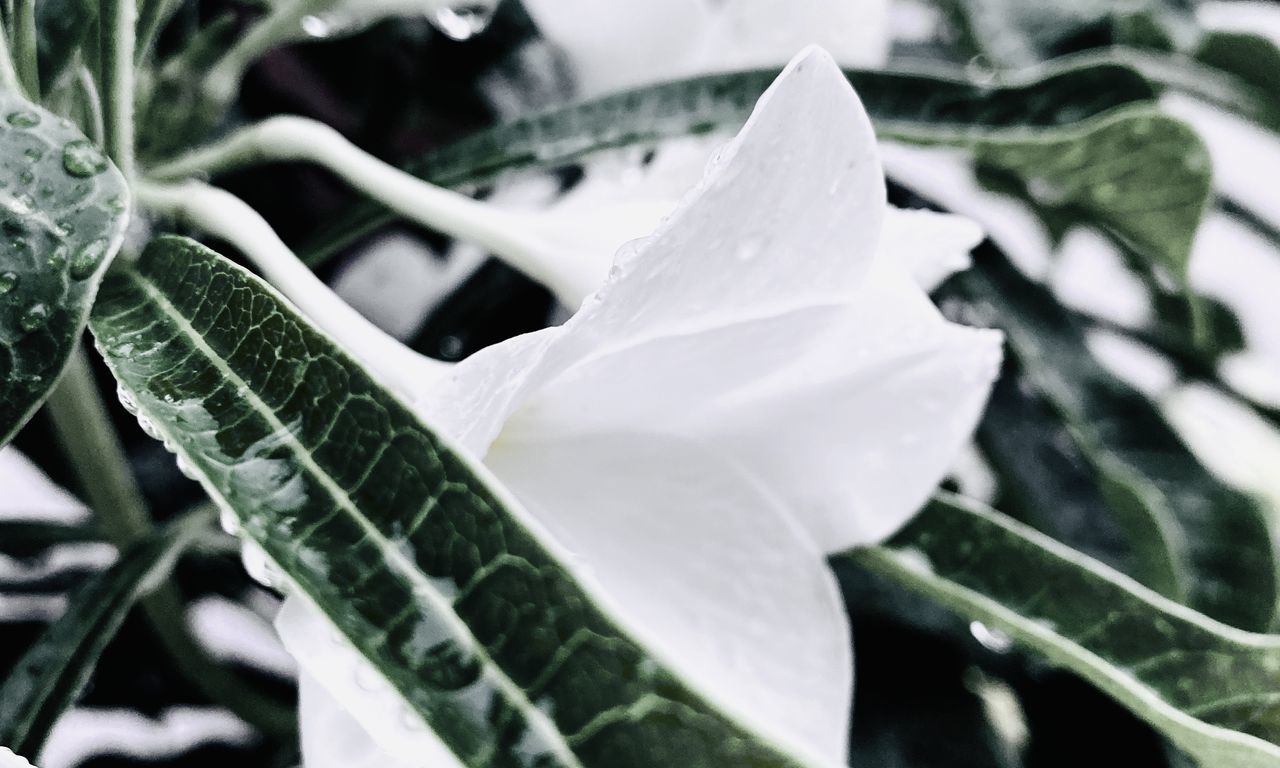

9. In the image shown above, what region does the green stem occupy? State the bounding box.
[100,0,136,179]
[202,0,314,110]
[135,0,182,63]
[12,0,35,97]
[0,17,23,94]
[46,347,296,739]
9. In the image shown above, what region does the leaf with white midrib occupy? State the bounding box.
[845,494,1280,768]
[89,235,819,768]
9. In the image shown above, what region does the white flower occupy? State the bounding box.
[280,48,1003,768]
[0,748,36,768]
[522,0,890,96]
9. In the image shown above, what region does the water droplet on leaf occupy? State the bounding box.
[19,302,48,332]
[62,140,109,177]
[6,110,39,128]
[431,3,496,40]
[70,238,109,279]
[0,272,17,295]
[300,14,332,37]
[117,384,139,414]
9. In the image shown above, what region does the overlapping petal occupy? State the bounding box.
[286,47,1002,768]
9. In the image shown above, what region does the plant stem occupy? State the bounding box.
[101,0,136,179]
[147,116,613,305]
[136,180,452,400]
[202,0,314,113]
[75,65,105,145]
[135,0,181,63]
[11,0,36,97]
[46,346,296,739]
[0,17,23,94]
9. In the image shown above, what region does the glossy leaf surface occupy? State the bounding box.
[848,493,1280,768]
[0,94,129,446]
[89,235,824,768]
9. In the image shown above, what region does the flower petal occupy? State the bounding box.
[502,258,1004,552]
[483,431,852,764]
[296,670,462,768]
[416,48,886,450]
[279,599,467,768]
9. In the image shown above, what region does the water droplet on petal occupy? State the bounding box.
[6,110,40,128]
[300,14,332,37]
[355,663,383,691]
[0,272,17,295]
[62,140,109,177]
[70,238,109,279]
[430,3,496,41]
[19,302,48,332]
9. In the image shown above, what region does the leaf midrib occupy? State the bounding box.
[120,268,585,768]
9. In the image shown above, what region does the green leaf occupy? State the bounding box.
[845,493,1280,768]
[0,509,207,756]
[971,106,1211,280]
[938,0,1197,69]
[298,59,1156,265]
[940,241,1280,631]
[0,521,101,560]
[89,235,824,768]
[0,93,129,447]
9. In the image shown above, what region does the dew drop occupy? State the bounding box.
[300,14,332,37]
[0,271,17,295]
[136,414,161,440]
[18,302,48,332]
[430,3,497,41]
[6,110,40,128]
[23,147,42,162]
[241,541,279,589]
[175,454,200,480]
[62,140,109,178]
[734,236,763,262]
[116,384,139,414]
[70,238,109,279]
[401,708,425,731]
[970,620,1014,653]
[355,663,383,691]
[219,507,242,537]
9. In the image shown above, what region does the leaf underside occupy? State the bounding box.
[847,494,1280,768]
[89,235,818,768]
[0,93,129,446]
